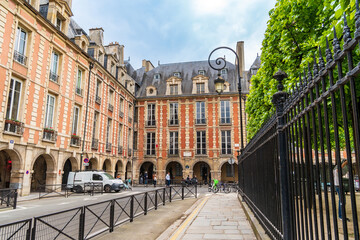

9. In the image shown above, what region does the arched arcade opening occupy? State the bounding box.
[125,161,132,180]
[114,160,123,178]
[31,154,55,191]
[166,161,183,182]
[0,149,21,189]
[139,162,154,184]
[62,157,78,185]
[221,162,238,182]
[193,161,211,184]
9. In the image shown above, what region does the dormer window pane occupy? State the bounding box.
[154,74,160,80]
[198,70,205,75]
[221,69,228,79]
[196,83,205,94]
[174,72,181,78]
[170,84,178,95]
[56,17,62,30]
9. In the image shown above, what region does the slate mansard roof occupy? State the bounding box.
[135,60,248,98]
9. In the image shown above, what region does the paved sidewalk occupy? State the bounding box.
[164,193,256,240]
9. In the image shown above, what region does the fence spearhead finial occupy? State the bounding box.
[356,0,360,38]
[318,46,325,70]
[307,63,313,84]
[313,54,319,77]
[343,13,352,45]
[273,70,287,91]
[333,26,341,56]
[325,37,333,63]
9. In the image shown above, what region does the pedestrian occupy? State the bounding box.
[186,175,190,185]
[116,174,121,179]
[144,171,148,185]
[333,160,349,221]
[166,172,171,187]
[153,173,157,187]
[192,175,198,185]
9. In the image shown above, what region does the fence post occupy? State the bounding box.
[31,219,37,240]
[144,192,148,215]
[109,200,115,232]
[13,190,17,209]
[195,185,197,198]
[78,207,85,240]
[169,187,172,202]
[272,70,293,240]
[155,190,158,210]
[130,195,134,222]
[182,186,184,200]
[163,188,165,205]
[26,219,32,240]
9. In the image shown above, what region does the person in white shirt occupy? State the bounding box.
[166,172,171,187]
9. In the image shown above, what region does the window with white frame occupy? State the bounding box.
[147,103,156,126]
[118,123,123,147]
[92,111,98,139]
[44,94,56,128]
[220,100,231,124]
[198,70,205,75]
[221,130,231,155]
[76,68,82,95]
[14,27,27,64]
[119,98,124,114]
[173,72,181,78]
[71,106,80,135]
[50,51,59,82]
[221,68,228,79]
[169,131,178,155]
[95,80,101,103]
[106,118,112,145]
[196,131,206,155]
[6,78,22,121]
[56,17,62,31]
[196,102,205,124]
[169,103,178,125]
[169,84,178,95]
[146,132,156,155]
[196,83,205,94]
[154,74,160,80]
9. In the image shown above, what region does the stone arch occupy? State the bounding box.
[220,162,238,183]
[139,161,155,184]
[31,153,56,191]
[193,161,211,184]
[165,160,183,182]
[114,160,123,178]
[102,159,112,173]
[89,157,98,170]
[62,157,78,185]
[125,161,132,179]
[0,148,23,189]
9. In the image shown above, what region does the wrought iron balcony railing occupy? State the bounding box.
[196,149,207,155]
[128,117,132,123]
[42,129,57,142]
[13,51,27,65]
[91,138,99,150]
[119,111,124,118]
[95,96,101,105]
[75,87,82,96]
[168,119,179,126]
[168,149,179,156]
[118,146,123,155]
[49,71,59,83]
[106,142,112,152]
[145,120,156,127]
[220,118,231,125]
[108,103,114,112]
[221,149,232,155]
[4,120,24,135]
[195,118,206,125]
[70,135,81,147]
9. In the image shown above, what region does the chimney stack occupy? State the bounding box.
[142,59,154,72]
[236,41,245,78]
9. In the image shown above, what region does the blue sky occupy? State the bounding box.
[72,0,276,70]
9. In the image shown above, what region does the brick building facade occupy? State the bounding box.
[131,43,249,183]
[0,0,136,195]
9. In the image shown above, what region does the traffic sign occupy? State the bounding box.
[84,158,89,163]
[228,158,235,165]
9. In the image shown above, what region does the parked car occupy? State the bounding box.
[67,171,124,193]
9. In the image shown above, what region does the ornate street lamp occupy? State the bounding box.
[208,47,244,151]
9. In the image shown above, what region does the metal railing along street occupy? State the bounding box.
[239,11,360,240]
[0,189,18,209]
[0,186,197,240]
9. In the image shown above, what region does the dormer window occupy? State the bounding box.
[98,51,103,64]
[196,83,205,94]
[56,17,62,31]
[146,86,157,96]
[154,74,160,80]
[221,69,228,79]
[174,72,181,78]
[111,62,115,75]
[170,84,178,95]
[198,70,205,75]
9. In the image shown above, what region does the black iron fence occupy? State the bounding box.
[0,186,196,240]
[0,189,18,209]
[239,11,360,240]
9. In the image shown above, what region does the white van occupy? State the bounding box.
[66,171,124,193]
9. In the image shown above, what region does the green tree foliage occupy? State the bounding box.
[246,0,357,140]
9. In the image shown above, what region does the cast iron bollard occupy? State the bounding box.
[272,70,293,239]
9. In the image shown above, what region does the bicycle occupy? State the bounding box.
[208,182,219,193]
